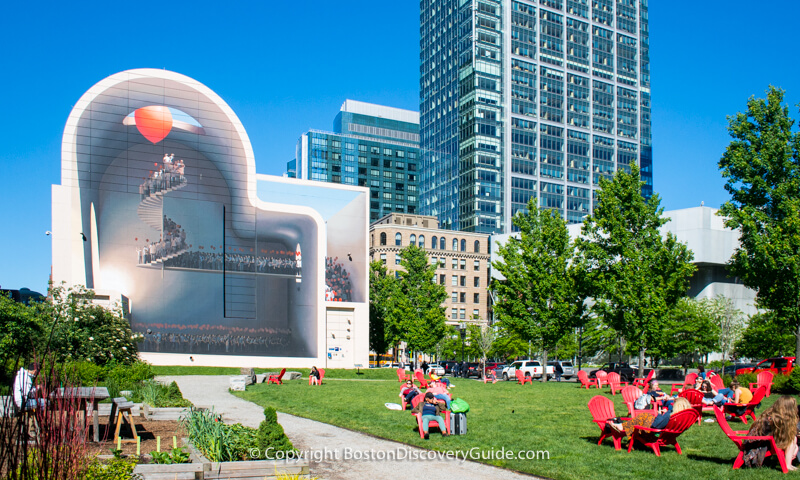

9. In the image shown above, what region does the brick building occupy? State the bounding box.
[369,213,491,327]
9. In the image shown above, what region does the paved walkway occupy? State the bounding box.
[160,375,540,480]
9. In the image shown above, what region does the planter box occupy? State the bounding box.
[141,403,192,421]
[133,459,309,480]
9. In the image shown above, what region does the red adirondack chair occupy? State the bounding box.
[309,368,325,386]
[678,388,705,424]
[414,369,429,389]
[750,371,774,397]
[577,370,594,389]
[713,405,788,473]
[723,386,766,424]
[267,368,286,385]
[632,370,654,389]
[622,385,656,417]
[709,374,725,392]
[410,395,450,438]
[397,368,410,383]
[628,409,700,456]
[588,396,627,450]
[607,372,629,395]
[670,372,698,394]
[515,369,532,385]
[595,370,610,389]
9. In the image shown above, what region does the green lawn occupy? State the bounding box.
[235,377,786,480]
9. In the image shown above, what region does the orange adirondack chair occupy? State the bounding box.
[671,372,698,394]
[515,369,532,385]
[750,371,774,397]
[622,385,656,417]
[410,395,450,438]
[588,396,627,450]
[414,369,429,389]
[595,370,610,389]
[723,386,767,425]
[397,368,411,383]
[607,372,629,395]
[577,370,594,389]
[267,368,286,385]
[628,409,700,456]
[713,405,788,473]
[632,370,654,389]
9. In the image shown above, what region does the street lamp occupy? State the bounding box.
[459,322,466,363]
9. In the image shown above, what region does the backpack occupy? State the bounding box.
[450,398,470,413]
[633,393,652,410]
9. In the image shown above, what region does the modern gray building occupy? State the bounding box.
[290,100,421,222]
[419,0,652,233]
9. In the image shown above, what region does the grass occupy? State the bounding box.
[235,377,786,480]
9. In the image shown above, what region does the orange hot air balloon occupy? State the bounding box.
[135,106,173,144]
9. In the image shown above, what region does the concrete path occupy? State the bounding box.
[159,375,540,480]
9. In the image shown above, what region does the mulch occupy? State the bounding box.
[85,416,186,457]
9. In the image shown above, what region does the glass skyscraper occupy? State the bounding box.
[420,0,651,233]
[290,100,421,222]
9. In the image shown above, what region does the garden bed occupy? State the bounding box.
[85,417,185,457]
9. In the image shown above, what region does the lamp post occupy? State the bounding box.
[459,322,466,363]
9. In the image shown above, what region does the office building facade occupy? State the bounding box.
[291,100,422,222]
[420,0,652,233]
[369,213,491,326]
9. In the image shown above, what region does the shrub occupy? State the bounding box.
[256,407,295,457]
[771,373,791,394]
[734,372,757,388]
[787,367,800,394]
[83,455,139,480]
[134,380,192,407]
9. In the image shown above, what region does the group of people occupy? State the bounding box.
[325,257,353,302]
[136,215,188,265]
[162,250,301,275]
[399,375,454,439]
[139,153,186,201]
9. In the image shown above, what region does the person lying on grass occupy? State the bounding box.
[411,392,449,439]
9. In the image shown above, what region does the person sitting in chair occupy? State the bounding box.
[411,392,449,439]
[400,380,420,406]
[647,380,674,411]
[309,366,321,385]
[13,364,46,411]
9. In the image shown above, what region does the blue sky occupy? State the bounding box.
[2,1,799,294]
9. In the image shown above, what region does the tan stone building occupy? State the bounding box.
[369,213,491,327]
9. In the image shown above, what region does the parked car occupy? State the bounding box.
[426,363,445,376]
[502,360,554,380]
[589,362,652,383]
[737,357,796,376]
[722,363,754,377]
[486,363,505,378]
[441,361,458,375]
[464,362,482,378]
[548,360,575,380]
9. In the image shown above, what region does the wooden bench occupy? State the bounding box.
[108,396,137,443]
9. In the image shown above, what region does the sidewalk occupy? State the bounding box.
[159,375,541,480]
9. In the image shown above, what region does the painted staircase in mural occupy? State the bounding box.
[136,167,190,266]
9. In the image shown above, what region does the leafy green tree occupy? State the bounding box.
[576,166,696,377]
[433,326,460,360]
[368,260,397,355]
[489,323,529,362]
[394,245,448,359]
[706,296,746,362]
[735,311,795,359]
[491,198,582,381]
[34,284,142,365]
[0,292,43,365]
[718,86,800,358]
[658,297,718,364]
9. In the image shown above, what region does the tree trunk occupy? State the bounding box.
[541,349,549,383]
[638,348,645,378]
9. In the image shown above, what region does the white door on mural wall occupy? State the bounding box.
[326,309,354,365]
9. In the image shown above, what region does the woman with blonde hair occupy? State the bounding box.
[609,397,693,437]
[743,395,799,470]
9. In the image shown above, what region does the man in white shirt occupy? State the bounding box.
[13,364,40,411]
